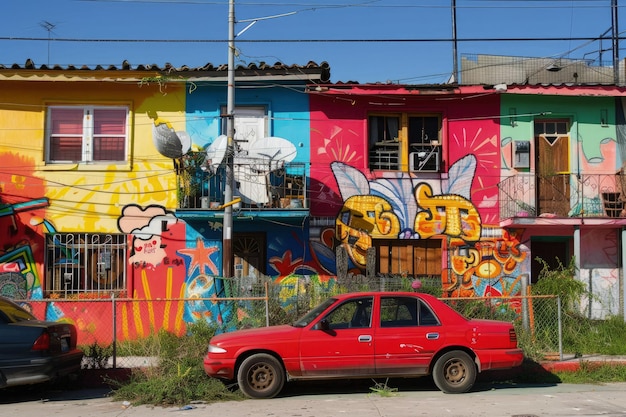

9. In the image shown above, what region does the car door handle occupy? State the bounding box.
[426,332,439,340]
[358,335,372,342]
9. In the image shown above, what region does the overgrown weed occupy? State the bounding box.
[111,321,242,406]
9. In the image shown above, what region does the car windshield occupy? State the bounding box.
[0,298,37,323]
[292,297,337,327]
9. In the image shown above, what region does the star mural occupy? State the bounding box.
[178,237,219,276]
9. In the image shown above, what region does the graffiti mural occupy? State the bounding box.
[118,204,179,269]
[307,154,527,302]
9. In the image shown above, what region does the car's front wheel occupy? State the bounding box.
[432,350,476,393]
[237,353,285,399]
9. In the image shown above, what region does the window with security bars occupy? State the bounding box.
[45,233,127,297]
[368,114,442,172]
[46,106,128,163]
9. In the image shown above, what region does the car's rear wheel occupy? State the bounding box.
[432,350,476,393]
[237,353,285,399]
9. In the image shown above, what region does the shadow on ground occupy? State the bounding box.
[278,359,561,397]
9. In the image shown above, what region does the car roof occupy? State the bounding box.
[331,291,437,301]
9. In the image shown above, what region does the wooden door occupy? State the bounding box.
[536,134,570,216]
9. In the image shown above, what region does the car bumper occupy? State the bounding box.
[475,348,525,371]
[203,355,237,381]
[0,349,84,388]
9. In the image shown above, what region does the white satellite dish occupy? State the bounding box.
[205,135,228,170]
[248,137,297,167]
[152,125,191,159]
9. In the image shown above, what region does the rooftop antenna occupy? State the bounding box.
[39,20,56,65]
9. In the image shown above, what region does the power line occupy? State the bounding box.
[1,36,621,43]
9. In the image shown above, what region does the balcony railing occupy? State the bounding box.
[498,173,626,220]
[177,152,307,210]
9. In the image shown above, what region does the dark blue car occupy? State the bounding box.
[0,296,83,388]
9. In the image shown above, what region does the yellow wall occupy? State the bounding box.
[0,76,185,233]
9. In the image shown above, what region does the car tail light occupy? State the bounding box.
[509,328,518,344]
[32,331,51,351]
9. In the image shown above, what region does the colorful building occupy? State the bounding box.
[0,60,329,342]
[1,57,625,346]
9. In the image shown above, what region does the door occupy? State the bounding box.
[233,233,265,280]
[530,238,571,284]
[535,120,570,216]
[223,106,269,204]
[375,295,444,375]
[299,296,375,377]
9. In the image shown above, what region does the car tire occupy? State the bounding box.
[237,353,285,399]
[432,350,476,393]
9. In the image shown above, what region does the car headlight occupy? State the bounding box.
[208,344,227,354]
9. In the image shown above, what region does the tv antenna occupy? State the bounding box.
[39,20,56,65]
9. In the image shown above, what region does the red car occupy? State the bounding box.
[204,292,524,398]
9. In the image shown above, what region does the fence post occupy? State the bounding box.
[557,295,563,361]
[521,275,529,331]
[111,293,117,369]
[265,281,270,327]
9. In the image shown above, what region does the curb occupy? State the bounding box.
[540,359,626,373]
[80,368,133,388]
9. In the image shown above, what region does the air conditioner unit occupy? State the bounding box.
[410,150,440,172]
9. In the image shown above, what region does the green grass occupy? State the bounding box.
[99,296,626,406]
[110,321,242,406]
[555,362,626,384]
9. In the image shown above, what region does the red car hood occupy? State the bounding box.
[210,324,300,346]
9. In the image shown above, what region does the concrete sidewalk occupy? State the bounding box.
[5,382,626,417]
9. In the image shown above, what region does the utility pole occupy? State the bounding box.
[451,0,458,84]
[222,0,235,279]
[611,0,619,85]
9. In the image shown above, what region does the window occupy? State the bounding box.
[45,233,127,296]
[324,297,373,329]
[534,120,568,137]
[369,114,441,172]
[380,296,440,327]
[46,106,128,163]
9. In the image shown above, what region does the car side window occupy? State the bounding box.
[380,297,417,327]
[418,301,440,326]
[380,297,440,327]
[324,297,373,329]
[0,299,35,323]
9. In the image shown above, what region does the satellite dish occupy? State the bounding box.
[248,137,297,168]
[152,124,191,159]
[205,135,228,170]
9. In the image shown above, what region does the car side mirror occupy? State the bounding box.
[316,318,330,331]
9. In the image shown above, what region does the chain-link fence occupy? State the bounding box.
[16,276,562,369]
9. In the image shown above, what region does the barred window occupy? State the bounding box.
[45,233,127,297]
[368,113,441,172]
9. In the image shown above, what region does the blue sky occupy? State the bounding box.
[0,0,620,83]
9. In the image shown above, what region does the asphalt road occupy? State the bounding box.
[2,378,626,417]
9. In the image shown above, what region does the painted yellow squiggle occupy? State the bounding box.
[133,289,144,337]
[176,283,186,334]
[164,267,172,329]
[121,303,129,340]
[141,269,156,327]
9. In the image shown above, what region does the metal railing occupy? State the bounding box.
[178,153,307,210]
[498,172,624,219]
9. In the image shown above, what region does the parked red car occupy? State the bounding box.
[204,291,524,398]
[0,296,83,388]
